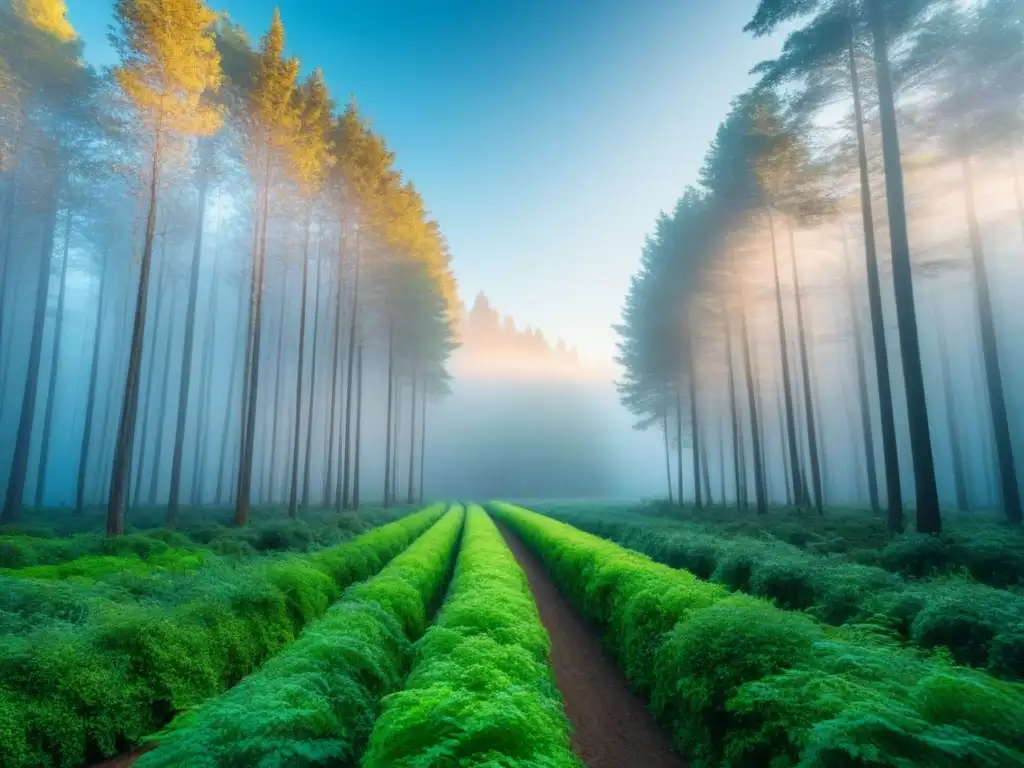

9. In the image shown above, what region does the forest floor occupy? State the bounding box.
[497,523,684,768]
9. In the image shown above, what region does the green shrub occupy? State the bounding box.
[362,505,581,768]
[491,502,1024,767]
[0,504,446,768]
[138,506,463,768]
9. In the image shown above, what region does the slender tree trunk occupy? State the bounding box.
[776,389,793,505]
[841,218,880,512]
[725,318,742,508]
[937,312,969,511]
[302,231,324,507]
[768,210,807,506]
[108,124,164,536]
[341,236,361,509]
[216,291,245,505]
[407,367,417,504]
[235,161,272,526]
[788,224,823,515]
[391,379,402,505]
[166,157,210,525]
[352,342,363,509]
[288,213,313,518]
[0,128,23,427]
[866,0,940,533]
[663,407,674,504]
[675,385,684,505]
[717,414,726,505]
[147,279,179,506]
[383,320,395,507]
[739,304,767,514]
[76,249,110,513]
[418,385,426,503]
[35,210,73,509]
[325,240,346,505]
[849,33,903,533]
[702,440,713,506]
[268,273,288,502]
[959,138,1021,524]
[688,335,702,510]
[133,237,169,509]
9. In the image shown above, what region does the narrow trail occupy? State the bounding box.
[497,524,685,768]
[90,743,154,768]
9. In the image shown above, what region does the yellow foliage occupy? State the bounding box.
[13,0,76,42]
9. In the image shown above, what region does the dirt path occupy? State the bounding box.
[498,525,685,768]
[89,742,154,768]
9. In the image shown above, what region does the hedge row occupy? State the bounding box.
[536,504,1024,680]
[137,505,464,767]
[490,502,1024,767]
[0,503,446,768]
[362,505,581,768]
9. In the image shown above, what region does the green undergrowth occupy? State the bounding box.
[362,505,581,768]
[0,504,446,768]
[1,549,207,582]
[528,500,1024,588]
[533,503,1024,681]
[491,502,1024,767]
[137,505,465,768]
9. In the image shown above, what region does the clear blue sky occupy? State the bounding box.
[69,0,785,368]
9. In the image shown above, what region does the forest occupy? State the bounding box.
[3,0,1024,766]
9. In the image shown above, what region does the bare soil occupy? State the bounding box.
[89,742,155,768]
[498,524,685,768]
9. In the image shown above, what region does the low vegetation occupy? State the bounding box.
[0,504,444,768]
[491,502,1024,767]
[362,505,581,767]
[138,505,464,767]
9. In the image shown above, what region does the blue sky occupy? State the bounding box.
[69,0,785,368]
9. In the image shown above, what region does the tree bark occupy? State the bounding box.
[166,154,210,525]
[77,249,110,513]
[302,230,324,507]
[341,235,361,509]
[268,272,288,503]
[35,210,73,509]
[959,136,1021,524]
[866,0,940,533]
[289,212,313,518]
[325,240,345,505]
[725,317,742,508]
[688,335,702,510]
[662,406,674,504]
[739,305,767,514]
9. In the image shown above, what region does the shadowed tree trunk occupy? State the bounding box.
[352,342,363,509]
[663,406,674,504]
[302,234,324,506]
[675,385,684,505]
[2,195,60,526]
[740,303,767,514]
[958,132,1020,523]
[147,280,181,505]
[776,389,793,506]
[866,0,939,533]
[789,224,823,515]
[937,314,969,512]
[166,154,210,525]
[35,211,73,509]
[390,379,402,506]
[216,292,246,505]
[407,367,417,504]
[325,242,345,505]
[688,335,702,510]
[383,320,395,507]
[77,248,110,513]
[289,213,313,518]
[268,274,288,503]
[725,317,742,508]
[341,236,361,509]
[718,415,726,505]
[768,210,807,506]
[702,440,713,506]
[418,385,426,503]
[841,218,880,513]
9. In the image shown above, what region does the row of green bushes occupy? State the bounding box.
[537,504,1024,680]
[137,506,465,767]
[530,500,1024,588]
[490,502,1024,767]
[362,505,581,767]
[1,549,207,582]
[0,503,446,768]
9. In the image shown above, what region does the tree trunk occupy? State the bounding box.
[133,237,169,509]
[788,224,823,515]
[35,210,73,509]
[959,137,1021,524]
[688,335,702,510]
[1,197,59,525]
[352,342,363,509]
[166,157,210,525]
[288,213,313,518]
[740,305,767,514]
[849,33,903,533]
[76,249,110,513]
[937,313,969,512]
[767,210,807,506]
[717,414,726,506]
[390,379,402,505]
[725,317,742,507]
[235,162,272,527]
[325,241,345,505]
[407,367,417,503]
[383,320,395,507]
[0,128,23,428]
[216,291,245,505]
[302,231,324,507]
[866,0,940,533]
[268,273,288,503]
[776,389,793,506]
[841,218,880,513]
[701,440,712,505]
[341,236,361,509]
[663,406,674,504]
[147,280,180,505]
[108,126,163,537]
[418,385,426,503]
[675,385,684,505]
